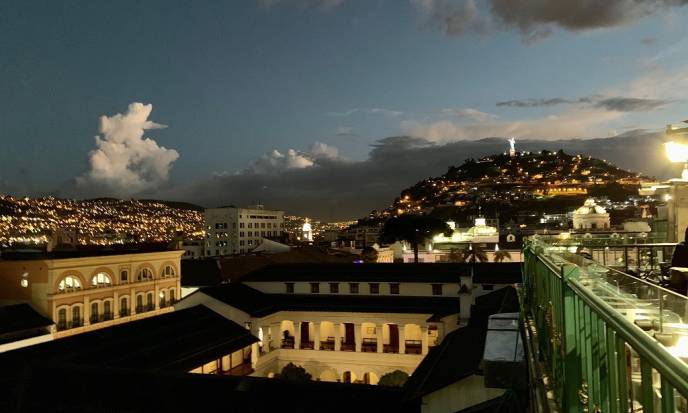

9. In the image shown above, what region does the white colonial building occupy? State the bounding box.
[572,198,610,231]
[175,262,521,384]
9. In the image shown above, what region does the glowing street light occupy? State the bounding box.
[665,141,688,180]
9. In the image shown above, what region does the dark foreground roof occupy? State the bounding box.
[181,258,223,287]
[403,286,520,400]
[242,262,521,283]
[0,305,257,374]
[200,283,459,319]
[0,303,53,337]
[0,243,176,260]
[4,363,417,413]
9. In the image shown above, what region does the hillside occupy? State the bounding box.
[380,149,652,225]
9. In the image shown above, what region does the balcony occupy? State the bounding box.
[89,314,100,324]
[383,344,399,354]
[340,341,355,352]
[136,305,145,314]
[523,235,688,412]
[69,318,84,329]
[102,312,113,321]
[300,340,314,350]
[361,338,377,352]
[281,337,294,349]
[146,303,155,312]
[119,308,130,317]
[405,340,422,354]
[320,337,335,351]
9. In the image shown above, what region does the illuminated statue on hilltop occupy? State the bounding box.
[302,219,313,242]
[508,138,516,157]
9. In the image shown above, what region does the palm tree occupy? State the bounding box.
[494,250,511,262]
[380,215,451,263]
[462,244,488,263]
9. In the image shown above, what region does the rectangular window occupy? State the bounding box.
[329,283,339,293]
[239,222,244,228]
[369,283,379,294]
[349,283,359,294]
[310,283,320,293]
[286,283,294,294]
[120,270,128,283]
[239,231,244,237]
[432,284,443,296]
[390,283,400,295]
[248,231,253,237]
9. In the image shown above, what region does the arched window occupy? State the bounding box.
[91,273,112,287]
[120,297,129,317]
[90,302,99,323]
[57,308,67,330]
[162,265,175,278]
[104,301,112,319]
[137,268,153,282]
[159,290,166,307]
[169,289,176,304]
[146,292,154,311]
[136,295,143,312]
[72,306,82,327]
[57,276,81,293]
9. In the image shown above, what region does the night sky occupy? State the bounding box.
[2,0,688,219]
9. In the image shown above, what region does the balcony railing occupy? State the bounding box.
[102,312,113,321]
[362,338,377,352]
[383,344,399,354]
[136,305,145,314]
[281,337,294,349]
[523,236,688,413]
[300,340,314,350]
[404,340,422,354]
[120,308,130,317]
[89,314,100,324]
[69,318,84,329]
[321,337,335,351]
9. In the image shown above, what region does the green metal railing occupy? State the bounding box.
[523,237,688,412]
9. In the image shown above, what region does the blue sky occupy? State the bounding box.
[1,0,688,212]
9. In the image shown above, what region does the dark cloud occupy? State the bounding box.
[414,0,688,41]
[497,96,671,112]
[496,97,589,107]
[154,131,672,220]
[594,97,670,112]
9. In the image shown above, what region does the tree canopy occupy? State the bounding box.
[380,215,451,263]
[276,362,312,382]
[378,370,410,387]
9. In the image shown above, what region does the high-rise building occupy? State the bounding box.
[204,205,285,256]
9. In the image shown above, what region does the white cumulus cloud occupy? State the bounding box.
[245,142,340,175]
[76,102,179,196]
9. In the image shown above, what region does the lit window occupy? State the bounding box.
[162,265,175,278]
[57,275,82,293]
[91,272,112,287]
[137,268,153,281]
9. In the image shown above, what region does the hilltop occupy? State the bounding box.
[376,149,652,225]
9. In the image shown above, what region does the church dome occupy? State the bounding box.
[575,198,606,215]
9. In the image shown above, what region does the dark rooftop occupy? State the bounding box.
[403,286,520,400]
[0,305,258,373]
[241,262,521,283]
[0,303,53,342]
[199,283,460,319]
[220,246,360,282]
[181,258,223,287]
[5,363,416,413]
[1,242,178,261]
